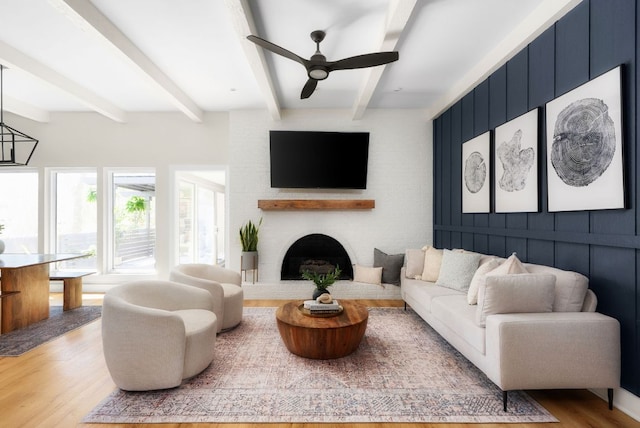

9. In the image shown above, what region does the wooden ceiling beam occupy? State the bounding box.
[50,0,203,123]
[351,0,418,120]
[0,40,125,123]
[2,95,50,123]
[224,0,281,121]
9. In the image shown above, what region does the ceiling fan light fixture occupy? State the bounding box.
[247,30,399,98]
[308,67,329,80]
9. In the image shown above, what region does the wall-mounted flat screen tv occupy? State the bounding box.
[270,130,369,189]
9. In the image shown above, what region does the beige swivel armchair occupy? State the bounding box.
[170,264,243,332]
[101,280,218,391]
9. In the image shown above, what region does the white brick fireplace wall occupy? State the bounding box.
[228,109,432,283]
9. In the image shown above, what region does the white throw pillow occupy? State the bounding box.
[475,273,556,327]
[486,252,528,276]
[405,248,426,278]
[467,258,500,304]
[435,249,481,292]
[353,264,383,285]
[421,246,443,282]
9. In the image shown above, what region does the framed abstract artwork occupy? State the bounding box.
[545,66,624,212]
[462,132,490,213]
[494,109,539,213]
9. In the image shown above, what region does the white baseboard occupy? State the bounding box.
[591,387,640,422]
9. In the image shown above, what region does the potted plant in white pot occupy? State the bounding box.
[239,218,262,272]
[302,265,342,300]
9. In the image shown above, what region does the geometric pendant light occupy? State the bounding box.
[0,64,39,166]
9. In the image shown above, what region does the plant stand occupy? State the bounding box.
[241,251,258,284]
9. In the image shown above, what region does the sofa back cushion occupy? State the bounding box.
[405,248,425,279]
[422,246,444,282]
[524,264,588,312]
[475,273,556,326]
[467,258,501,304]
[436,249,481,292]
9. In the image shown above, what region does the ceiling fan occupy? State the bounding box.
[247,30,399,99]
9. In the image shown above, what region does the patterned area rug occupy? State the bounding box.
[84,307,556,423]
[0,305,102,356]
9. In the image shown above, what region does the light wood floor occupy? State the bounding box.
[0,295,638,428]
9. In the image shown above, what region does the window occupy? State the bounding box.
[196,186,216,264]
[109,171,156,273]
[51,170,98,270]
[176,170,225,265]
[0,171,38,253]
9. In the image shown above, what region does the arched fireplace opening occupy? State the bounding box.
[281,234,353,280]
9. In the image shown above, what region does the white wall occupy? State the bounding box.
[11,112,229,167]
[5,109,433,285]
[5,111,229,282]
[228,109,432,282]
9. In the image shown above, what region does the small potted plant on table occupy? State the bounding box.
[302,265,342,300]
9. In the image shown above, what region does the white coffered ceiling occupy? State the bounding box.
[0,0,580,123]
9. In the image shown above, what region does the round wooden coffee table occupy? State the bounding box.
[275,300,369,359]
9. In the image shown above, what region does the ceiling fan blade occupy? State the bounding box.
[301,79,318,99]
[328,51,399,71]
[247,35,308,67]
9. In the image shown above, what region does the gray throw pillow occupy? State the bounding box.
[435,249,481,292]
[374,248,404,285]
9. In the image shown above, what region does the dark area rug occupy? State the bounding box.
[84,307,556,424]
[0,305,102,356]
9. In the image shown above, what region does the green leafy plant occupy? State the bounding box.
[239,218,262,252]
[87,189,97,203]
[302,266,342,291]
[126,196,147,213]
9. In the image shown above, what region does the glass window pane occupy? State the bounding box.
[174,170,225,266]
[54,171,97,270]
[112,172,156,273]
[178,182,195,263]
[0,171,38,253]
[215,191,225,265]
[197,187,215,264]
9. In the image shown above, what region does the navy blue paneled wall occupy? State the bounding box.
[433,0,639,397]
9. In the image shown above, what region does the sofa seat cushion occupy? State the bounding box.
[220,283,244,330]
[174,309,218,335]
[431,294,486,355]
[402,279,462,312]
[524,264,588,312]
[174,309,217,379]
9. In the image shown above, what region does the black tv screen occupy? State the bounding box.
[270,130,369,189]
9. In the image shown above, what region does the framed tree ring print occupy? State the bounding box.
[545,66,624,212]
[462,132,490,213]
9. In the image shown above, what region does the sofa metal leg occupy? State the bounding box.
[608,388,614,410]
[404,302,407,310]
[503,391,508,412]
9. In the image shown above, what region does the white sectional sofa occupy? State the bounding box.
[400,247,621,411]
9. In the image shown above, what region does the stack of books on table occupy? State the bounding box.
[303,299,342,315]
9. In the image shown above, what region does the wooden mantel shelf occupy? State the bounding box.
[258,199,375,210]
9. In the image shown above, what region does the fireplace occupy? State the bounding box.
[281,234,353,280]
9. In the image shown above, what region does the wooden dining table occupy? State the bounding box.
[0,253,87,334]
